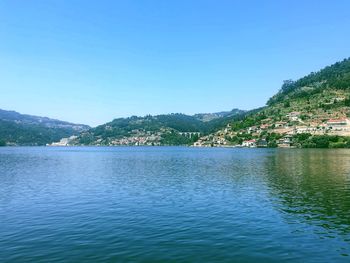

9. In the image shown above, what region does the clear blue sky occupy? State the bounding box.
[1,0,350,126]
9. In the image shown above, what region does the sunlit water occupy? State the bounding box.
[1,147,350,262]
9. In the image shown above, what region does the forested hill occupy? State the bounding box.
[0,109,90,146]
[74,110,247,146]
[267,58,350,105]
[0,109,89,130]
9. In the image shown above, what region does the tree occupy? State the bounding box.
[281,79,296,93]
[344,98,350,106]
[0,139,6,146]
[311,136,330,148]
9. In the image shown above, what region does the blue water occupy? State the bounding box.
[0,147,350,262]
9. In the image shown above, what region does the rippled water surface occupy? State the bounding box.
[1,147,350,262]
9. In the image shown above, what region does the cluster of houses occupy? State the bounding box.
[102,130,202,146]
[193,111,350,148]
[98,129,164,146]
[248,116,350,148]
[241,117,350,148]
[238,137,292,148]
[109,134,162,146]
[193,135,227,147]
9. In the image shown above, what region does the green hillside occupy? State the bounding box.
[196,58,350,148]
[74,111,247,146]
[0,109,90,146]
[0,120,75,146]
[267,58,350,105]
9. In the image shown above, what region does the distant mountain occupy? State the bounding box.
[193,108,245,122]
[0,109,90,146]
[0,109,89,131]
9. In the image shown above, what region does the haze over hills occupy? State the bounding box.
[0,109,90,146]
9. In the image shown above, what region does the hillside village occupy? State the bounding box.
[194,114,350,148]
[194,65,350,148]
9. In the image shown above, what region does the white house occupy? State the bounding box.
[242,139,257,148]
[287,112,301,121]
[326,118,350,131]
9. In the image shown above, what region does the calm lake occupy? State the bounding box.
[0,147,350,262]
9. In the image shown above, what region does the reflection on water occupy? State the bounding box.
[0,147,350,262]
[264,150,350,237]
